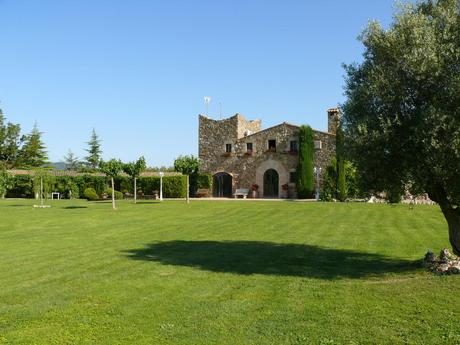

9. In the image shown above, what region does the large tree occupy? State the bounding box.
[174,155,199,204]
[85,129,102,169]
[0,109,21,168]
[296,125,315,199]
[123,156,146,204]
[342,0,460,254]
[18,123,48,168]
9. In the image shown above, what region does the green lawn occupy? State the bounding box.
[0,199,459,344]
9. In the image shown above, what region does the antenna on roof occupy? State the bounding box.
[219,102,223,119]
[204,96,211,116]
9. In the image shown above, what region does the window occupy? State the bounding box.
[290,140,298,152]
[314,140,322,150]
[268,139,276,151]
[225,143,232,153]
[246,142,253,152]
[289,171,297,183]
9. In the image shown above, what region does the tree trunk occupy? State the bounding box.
[186,174,190,204]
[111,177,116,210]
[134,177,137,204]
[439,204,460,256]
[427,186,460,256]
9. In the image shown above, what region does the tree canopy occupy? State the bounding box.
[123,156,147,179]
[342,0,460,253]
[0,110,22,168]
[174,155,199,175]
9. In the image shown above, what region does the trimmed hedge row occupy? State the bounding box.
[189,172,212,197]
[6,174,187,199]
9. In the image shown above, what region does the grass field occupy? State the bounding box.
[0,199,459,344]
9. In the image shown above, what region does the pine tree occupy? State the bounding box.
[17,122,48,168]
[84,129,102,169]
[64,149,80,171]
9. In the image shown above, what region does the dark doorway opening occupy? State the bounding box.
[263,169,279,198]
[213,172,233,198]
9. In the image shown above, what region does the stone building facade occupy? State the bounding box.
[198,108,340,198]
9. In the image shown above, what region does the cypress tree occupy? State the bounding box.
[336,124,346,201]
[296,125,315,199]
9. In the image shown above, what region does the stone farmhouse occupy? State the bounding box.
[199,108,340,198]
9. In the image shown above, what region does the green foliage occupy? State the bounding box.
[83,187,99,201]
[342,0,460,252]
[336,125,346,202]
[114,190,123,200]
[105,188,123,200]
[84,129,102,169]
[123,156,146,179]
[174,155,199,175]
[74,174,108,197]
[63,150,80,171]
[17,123,48,168]
[99,159,124,179]
[32,169,54,199]
[6,175,33,198]
[0,109,22,168]
[0,169,13,197]
[190,173,212,196]
[137,175,187,198]
[321,159,362,201]
[296,125,315,199]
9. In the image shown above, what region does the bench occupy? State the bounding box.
[196,189,211,198]
[234,188,249,199]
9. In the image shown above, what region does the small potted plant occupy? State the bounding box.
[251,184,259,198]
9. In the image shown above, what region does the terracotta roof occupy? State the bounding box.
[7,169,182,177]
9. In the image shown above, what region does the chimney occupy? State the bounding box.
[327,108,341,134]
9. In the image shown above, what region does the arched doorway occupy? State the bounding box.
[263,169,279,198]
[213,172,233,197]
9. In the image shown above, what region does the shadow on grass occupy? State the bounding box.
[62,206,88,209]
[133,201,161,205]
[123,240,420,279]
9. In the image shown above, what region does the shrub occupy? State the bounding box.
[114,190,123,200]
[74,175,109,198]
[83,187,99,201]
[105,188,123,200]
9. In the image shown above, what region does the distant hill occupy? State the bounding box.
[48,162,67,170]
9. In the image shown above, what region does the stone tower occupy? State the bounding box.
[327,108,341,134]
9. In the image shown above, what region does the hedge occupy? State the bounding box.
[190,172,212,197]
[136,175,187,198]
[5,174,187,199]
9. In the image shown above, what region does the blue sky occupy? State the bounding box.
[0,0,395,166]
